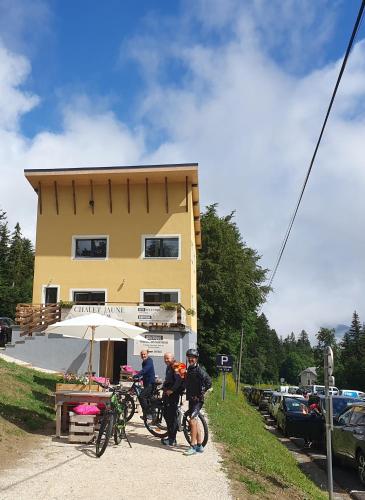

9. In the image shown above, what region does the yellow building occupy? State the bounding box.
[22,163,201,379]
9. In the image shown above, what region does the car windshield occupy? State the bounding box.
[333,398,356,416]
[285,399,305,411]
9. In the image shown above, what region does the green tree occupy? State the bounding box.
[280,351,309,385]
[197,205,269,374]
[0,216,34,318]
[341,311,364,389]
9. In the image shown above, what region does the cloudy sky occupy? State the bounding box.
[1,0,365,340]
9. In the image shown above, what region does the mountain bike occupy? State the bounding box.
[94,382,132,457]
[118,380,163,422]
[144,394,209,447]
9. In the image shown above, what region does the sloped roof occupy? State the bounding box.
[299,366,317,376]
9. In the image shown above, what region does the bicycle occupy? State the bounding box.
[118,379,163,422]
[144,393,209,447]
[94,382,132,457]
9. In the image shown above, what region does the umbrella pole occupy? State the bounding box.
[105,338,110,382]
[88,326,95,391]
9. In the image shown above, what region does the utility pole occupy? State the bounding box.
[235,326,244,395]
[324,346,334,500]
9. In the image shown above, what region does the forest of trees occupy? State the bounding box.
[0,210,34,318]
[197,205,365,391]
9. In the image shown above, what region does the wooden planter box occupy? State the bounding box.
[56,383,101,392]
[69,414,96,443]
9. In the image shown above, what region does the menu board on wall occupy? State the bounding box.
[133,333,175,356]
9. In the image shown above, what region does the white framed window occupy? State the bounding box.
[71,235,109,260]
[141,234,181,260]
[140,289,180,305]
[69,288,107,304]
[42,285,60,304]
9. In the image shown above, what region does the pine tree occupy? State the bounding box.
[0,217,34,318]
[197,204,269,374]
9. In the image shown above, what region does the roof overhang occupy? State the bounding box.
[24,163,201,249]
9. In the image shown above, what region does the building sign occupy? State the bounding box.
[66,305,178,324]
[133,333,175,356]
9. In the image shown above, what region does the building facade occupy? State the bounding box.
[299,367,317,386]
[20,163,201,379]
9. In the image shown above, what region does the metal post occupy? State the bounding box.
[324,347,334,500]
[236,326,244,395]
[222,371,226,400]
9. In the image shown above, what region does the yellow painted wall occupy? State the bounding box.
[33,178,197,330]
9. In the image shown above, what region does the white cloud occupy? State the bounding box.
[126,5,365,339]
[1,1,365,340]
[0,42,145,240]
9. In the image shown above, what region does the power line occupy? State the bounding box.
[267,0,365,290]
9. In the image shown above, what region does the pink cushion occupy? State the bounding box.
[121,365,138,375]
[73,404,100,416]
[90,376,110,385]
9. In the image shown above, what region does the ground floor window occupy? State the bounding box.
[143,291,179,304]
[73,291,106,304]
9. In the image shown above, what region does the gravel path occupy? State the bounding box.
[0,414,232,500]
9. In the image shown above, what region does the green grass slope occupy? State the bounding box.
[205,375,326,499]
[0,357,58,464]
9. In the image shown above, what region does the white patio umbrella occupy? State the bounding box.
[45,313,148,388]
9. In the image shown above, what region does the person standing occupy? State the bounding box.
[133,350,155,417]
[184,348,211,456]
[161,352,184,447]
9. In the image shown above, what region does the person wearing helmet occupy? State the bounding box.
[184,348,211,456]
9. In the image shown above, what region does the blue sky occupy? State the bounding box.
[2,0,365,337]
[11,0,365,138]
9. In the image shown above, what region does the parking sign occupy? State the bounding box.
[216,354,233,372]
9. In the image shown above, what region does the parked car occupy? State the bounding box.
[259,390,274,411]
[276,397,308,436]
[282,395,362,447]
[251,388,263,406]
[0,318,13,347]
[303,384,339,395]
[271,393,305,422]
[332,402,365,485]
[268,392,281,418]
[339,389,365,399]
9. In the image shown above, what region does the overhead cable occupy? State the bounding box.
[267,0,365,290]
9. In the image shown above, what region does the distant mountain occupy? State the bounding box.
[334,324,349,341]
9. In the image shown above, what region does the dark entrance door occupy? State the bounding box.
[113,341,127,383]
[44,287,58,304]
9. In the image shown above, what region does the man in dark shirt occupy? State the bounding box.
[161,352,184,446]
[184,348,211,456]
[133,350,155,417]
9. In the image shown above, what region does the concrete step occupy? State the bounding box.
[15,340,25,344]
[5,343,15,348]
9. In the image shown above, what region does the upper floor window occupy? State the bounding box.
[144,237,179,259]
[73,237,108,259]
[143,291,179,304]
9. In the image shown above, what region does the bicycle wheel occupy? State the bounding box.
[120,393,135,422]
[114,412,125,445]
[96,413,113,457]
[182,412,208,447]
[144,400,168,438]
